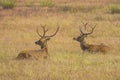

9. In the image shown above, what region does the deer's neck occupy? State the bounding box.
[80,40,87,51]
[41,43,48,54]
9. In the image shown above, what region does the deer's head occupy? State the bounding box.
[35,25,59,49]
[73,23,96,42]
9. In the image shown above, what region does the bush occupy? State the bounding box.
[40,0,55,8]
[110,5,120,14]
[0,0,16,9]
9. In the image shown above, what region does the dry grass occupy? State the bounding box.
[0,0,120,80]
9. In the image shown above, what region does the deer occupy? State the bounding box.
[73,23,111,53]
[16,25,59,59]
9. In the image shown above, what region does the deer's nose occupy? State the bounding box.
[73,37,76,40]
[35,41,39,44]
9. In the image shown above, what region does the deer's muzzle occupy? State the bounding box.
[73,37,77,40]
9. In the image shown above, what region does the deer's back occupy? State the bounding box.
[85,44,111,53]
[17,50,48,59]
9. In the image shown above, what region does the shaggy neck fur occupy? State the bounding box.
[79,39,87,51]
[41,42,48,54]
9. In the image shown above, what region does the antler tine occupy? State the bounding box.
[85,24,97,35]
[47,26,60,37]
[79,26,84,34]
[36,27,43,38]
[84,23,88,30]
[81,21,88,30]
[41,24,48,37]
[79,22,88,35]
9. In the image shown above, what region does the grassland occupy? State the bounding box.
[0,0,120,80]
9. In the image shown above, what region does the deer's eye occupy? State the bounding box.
[78,37,81,39]
[46,38,50,40]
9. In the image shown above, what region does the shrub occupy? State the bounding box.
[110,5,120,14]
[0,0,16,9]
[40,0,55,8]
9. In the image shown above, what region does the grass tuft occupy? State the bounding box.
[0,0,16,9]
[40,0,55,8]
[109,4,120,14]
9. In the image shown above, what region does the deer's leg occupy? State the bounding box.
[17,53,27,59]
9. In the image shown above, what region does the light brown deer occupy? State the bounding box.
[73,23,111,53]
[17,25,59,59]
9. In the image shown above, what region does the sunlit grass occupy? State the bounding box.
[0,0,120,80]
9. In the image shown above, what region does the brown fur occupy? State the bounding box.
[16,25,59,59]
[16,36,49,60]
[82,44,111,53]
[73,37,111,53]
[73,23,111,53]
[17,49,48,59]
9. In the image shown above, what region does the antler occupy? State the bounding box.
[36,25,59,38]
[80,23,96,35]
[41,25,48,37]
[36,27,42,37]
[46,26,60,37]
[85,24,96,35]
[36,25,48,38]
[81,21,88,30]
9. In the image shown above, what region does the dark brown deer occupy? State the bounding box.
[73,23,111,53]
[17,25,59,59]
